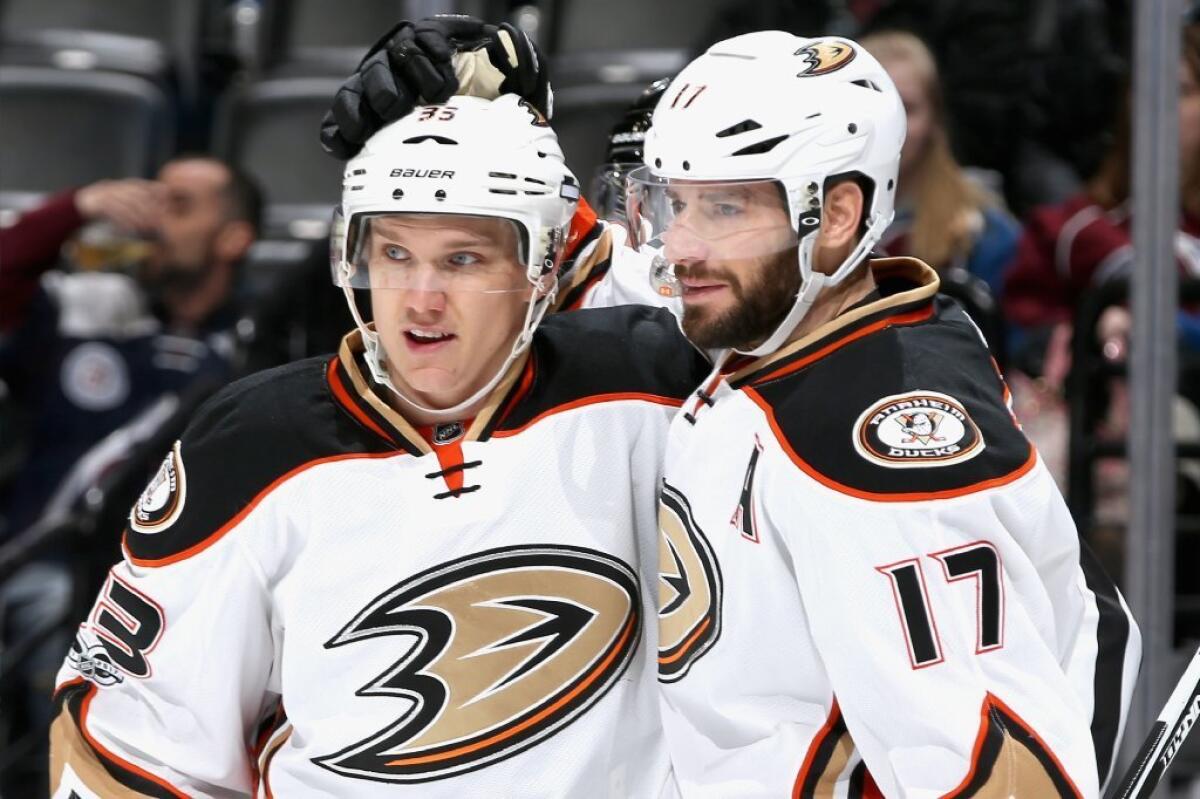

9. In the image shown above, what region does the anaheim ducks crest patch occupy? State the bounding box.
[130,441,186,533]
[794,40,857,77]
[658,482,723,683]
[853,390,984,468]
[315,544,641,783]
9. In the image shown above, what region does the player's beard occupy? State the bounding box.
[679,249,801,351]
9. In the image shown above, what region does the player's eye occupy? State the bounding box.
[447,252,482,267]
[382,244,410,261]
[669,198,686,216]
[710,202,743,218]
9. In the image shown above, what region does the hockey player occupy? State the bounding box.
[49,95,706,797]
[317,15,675,315]
[627,33,1142,797]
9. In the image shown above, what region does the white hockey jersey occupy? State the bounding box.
[656,258,1142,798]
[51,305,709,798]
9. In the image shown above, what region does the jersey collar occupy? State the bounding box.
[726,257,940,388]
[327,328,531,451]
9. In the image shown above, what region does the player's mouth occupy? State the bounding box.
[403,328,456,352]
[679,277,728,303]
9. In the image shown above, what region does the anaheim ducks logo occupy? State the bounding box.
[314,545,640,783]
[129,441,186,534]
[793,39,857,77]
[658,482,722,683]
[853,390,985,468]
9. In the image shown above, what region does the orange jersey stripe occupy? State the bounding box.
[491,392,685,439]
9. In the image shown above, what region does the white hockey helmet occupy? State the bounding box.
[631,32,906,355]
[332,94,580,416]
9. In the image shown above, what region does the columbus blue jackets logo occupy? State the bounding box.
[658,482,723,683]
[793,40,857,77]
[853,391,984,468]
[315,545,641,783]
[129,441,186,533]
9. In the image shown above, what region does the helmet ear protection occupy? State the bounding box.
[640,33,906,356]
[334,94,579,418]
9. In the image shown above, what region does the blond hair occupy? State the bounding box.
[861,30,993,269]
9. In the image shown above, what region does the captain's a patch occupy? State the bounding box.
[853,391,984,469]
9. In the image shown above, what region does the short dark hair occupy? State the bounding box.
[170,154,264,235]
[220,164,264,236]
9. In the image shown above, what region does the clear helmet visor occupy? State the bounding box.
[331,210,533,294]
[626,166,801,257]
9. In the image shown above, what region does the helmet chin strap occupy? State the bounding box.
[735,210,893,358]
[342,282,553,422]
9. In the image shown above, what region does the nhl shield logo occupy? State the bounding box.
[853,391,984,468]
[130,441,186,533]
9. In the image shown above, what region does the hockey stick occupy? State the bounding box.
[1111,645,1200,798]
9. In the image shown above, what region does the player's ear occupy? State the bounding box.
[816,180,864,251]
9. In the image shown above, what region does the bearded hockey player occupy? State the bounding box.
[627,33,1142,797]
[49,95,707,797]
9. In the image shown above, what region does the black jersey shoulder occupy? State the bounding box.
[124,355,395,564]
[751,296,1033,498]
[491,305,709,434]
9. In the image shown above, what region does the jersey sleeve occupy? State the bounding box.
[51,540,274,798]
[46,369,323,797]
[775,459,1125,798]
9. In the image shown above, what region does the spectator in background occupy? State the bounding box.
[1000,22,1200,575]
[0,157,260,787]
[695,0,1126,215]
[1003,22,1200,375]
[861,30,1020,300]
[0,155,261,541]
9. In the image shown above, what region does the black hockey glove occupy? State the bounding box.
[320,15,552,159]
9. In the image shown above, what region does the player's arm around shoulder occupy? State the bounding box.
[50,360,341,797]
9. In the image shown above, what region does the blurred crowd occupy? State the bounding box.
[0,0,1196,790]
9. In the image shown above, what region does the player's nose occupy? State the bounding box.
[663,224,710,267]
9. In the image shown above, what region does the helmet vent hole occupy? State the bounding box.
[489,172,518,179]
[715,119,762,138]
[730,134,789,157]
[392,188,404,200]
[847,123,858,134]
[537,151,548,158]
[435,189,447,201]
[489,189,518,195]
[850,79,882,92]
[887,179,895,191]
[654,158,662,168]
[682,160,691,171]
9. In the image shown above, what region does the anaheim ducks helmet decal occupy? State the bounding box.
[793,40,857,77]
[658,482,723,683]
[314,545,640,783]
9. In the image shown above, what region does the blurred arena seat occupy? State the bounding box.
[214,76,343,240]
[0,66,172,214]
[0,0,202,88]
